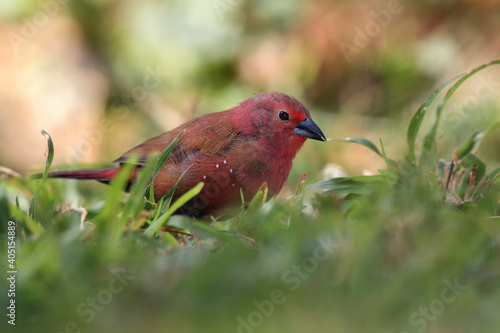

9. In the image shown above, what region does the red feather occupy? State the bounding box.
[46,169,119,184]
[46,92,326,217]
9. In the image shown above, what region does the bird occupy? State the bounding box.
[46,92,326,217]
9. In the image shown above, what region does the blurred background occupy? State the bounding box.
[1,0,500,185]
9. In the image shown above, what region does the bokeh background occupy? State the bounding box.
[2,1,500,333]
[1,0,500,183]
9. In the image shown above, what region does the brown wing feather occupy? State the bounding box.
[113,111,239,165]
[112,111,241,206]
[112,128,184,164]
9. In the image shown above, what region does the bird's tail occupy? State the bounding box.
[37,168,120,184]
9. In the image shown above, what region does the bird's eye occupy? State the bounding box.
[278,111,289,121]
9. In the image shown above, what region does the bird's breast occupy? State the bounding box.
[161,139,295,217]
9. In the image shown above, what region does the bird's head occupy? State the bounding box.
[231,92,326,156]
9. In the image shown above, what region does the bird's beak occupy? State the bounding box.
[293,117,326,141]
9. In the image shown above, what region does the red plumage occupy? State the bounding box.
[47,92,325,217]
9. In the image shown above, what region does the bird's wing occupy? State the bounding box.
[113,111,240,166]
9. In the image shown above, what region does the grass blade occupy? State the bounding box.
[306,175,386,195]
[337,137,382,157]
[457,130,486,160]
[146,131,184,202]
[246,182,268,215]
[419,60,500,170]
[9,204,43,235]
[29,130,54,222]
[406,75,464,164]
[144,182,204,237]
[119,155,158,231]
[461,154,486,185]
[94,159,137,243]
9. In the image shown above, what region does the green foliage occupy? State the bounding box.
[406,75,464,165]
[28,130,53,229]
[337,137,383,157]
[146,131,185,202]
[1,62,500,333]
[144,182,204,237]
[313,61,500,210]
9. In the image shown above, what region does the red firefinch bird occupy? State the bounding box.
[47,92,325,217]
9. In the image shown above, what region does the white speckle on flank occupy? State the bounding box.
[229,169,233,173]
[203,175,206,179]
[232,184,235,186]
[223,160,227,164]
[216,164,219,168]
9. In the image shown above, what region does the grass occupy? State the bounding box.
[1,61,500,333]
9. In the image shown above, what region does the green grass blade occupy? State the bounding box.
[379,138,398,170]
[337,137,382,157]
[0,185,10,232]
[486,166,500,187]
[246,183,268,215]
[9,204,43,235]
[419,60,500,169]
[103,159,137,216]
[237,183,269,228]
[306,175,385,195]
[29,130,54,221]
[166,217,252,250]
[294,173,308,215]
[461,154,486,184]
[144,182,204,237]
[149,197,168,227]
[118,155,158,231]
[240,188,245,207]
[146,131,184,202]
[459,120,500,162]
[155,165,193,214]
[94,158,137,242]
[144,165,194,231]
[457,130,486,160]
[406,75,464,164]
[191,221,253,249]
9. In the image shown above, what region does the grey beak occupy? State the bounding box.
[293,117,326,141]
